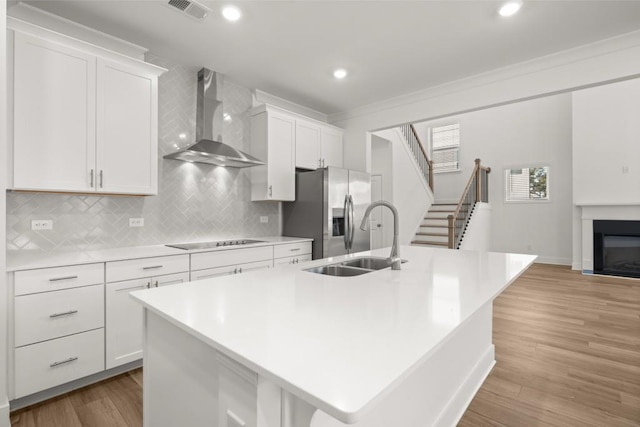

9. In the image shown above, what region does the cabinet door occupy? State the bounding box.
[236,260,273,274]
[191,266,235,281]
[295,120,321,170]
[13,33,96,192]
[96,59,158,195]
[268,112,295,200]
[151,272,190,288]
[105,278,150,369]
[321,127,344,168]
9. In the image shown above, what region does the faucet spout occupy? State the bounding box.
[360,200,401,270]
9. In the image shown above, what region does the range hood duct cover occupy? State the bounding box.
[164,68,264,168]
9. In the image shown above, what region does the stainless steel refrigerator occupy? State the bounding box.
[282,167,371,260]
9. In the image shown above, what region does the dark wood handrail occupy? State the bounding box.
[409,124,434,191]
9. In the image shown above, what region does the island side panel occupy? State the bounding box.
[143,310,219,427]
[309,301,494,427]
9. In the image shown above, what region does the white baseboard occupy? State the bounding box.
[434,344,495,427]
[0,401,9,427]
[534,256,572,266]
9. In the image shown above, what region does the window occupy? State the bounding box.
[505,166,550,201]
[431,123,460,173]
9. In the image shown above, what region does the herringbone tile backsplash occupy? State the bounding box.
[6,55,280,253]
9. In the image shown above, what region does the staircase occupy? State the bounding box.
[411,158,491,249]
[411,203,471,248]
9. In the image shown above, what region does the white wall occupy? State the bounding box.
[1,0,10,424]
[333,30,640,175]
[373,129,433,245]
[459,203,491,252]
[371,135,394,248]
[410,95,574,264]
[572,78,640,205]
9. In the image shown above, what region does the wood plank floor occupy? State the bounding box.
[10,264,640,426]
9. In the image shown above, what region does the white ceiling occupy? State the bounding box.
[20,0,640,115]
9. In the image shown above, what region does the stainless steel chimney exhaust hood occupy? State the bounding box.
[164,68,264,168]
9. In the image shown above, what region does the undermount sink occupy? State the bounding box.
[304,265,371,277]
[304,256,407,277]
[340,256,393,271]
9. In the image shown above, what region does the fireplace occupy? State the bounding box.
[593,220,640,278]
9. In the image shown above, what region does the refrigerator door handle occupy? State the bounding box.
[343,195,350,250]
[348,195,355,251]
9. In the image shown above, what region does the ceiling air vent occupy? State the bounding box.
[167,0,211,21]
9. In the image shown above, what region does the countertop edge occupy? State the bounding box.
[6,236,313,272]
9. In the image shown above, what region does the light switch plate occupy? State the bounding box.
[260,216,269,223]
[31,220,53,230]
[129,218,144,227]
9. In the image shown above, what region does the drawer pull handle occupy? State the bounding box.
[49,275,78,282]
[50,356,78,368]
[142,265,163,270]
[290,248,301,252]
[49,310,78,318]
[116,285,147,292]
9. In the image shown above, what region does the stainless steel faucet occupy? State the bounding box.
[360,200,401,270]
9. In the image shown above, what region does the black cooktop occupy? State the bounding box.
[166,239,265,250]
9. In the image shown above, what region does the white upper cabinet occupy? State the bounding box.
[97,59,158,195]
[295,120,322,170]
[294,118,344,170]
[251,107,296,201]
[10,28,165,195]
[13,33,97,193]
[320,127,344,169]
[252,104,344,200]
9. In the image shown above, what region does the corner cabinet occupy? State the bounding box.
[10,30,165,195]
[251,106,296,201]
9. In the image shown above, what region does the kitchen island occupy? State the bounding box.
[131,245,535,427]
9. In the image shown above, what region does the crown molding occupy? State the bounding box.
[329,29,640,125]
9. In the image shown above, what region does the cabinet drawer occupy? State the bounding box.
[273,242,311,259]
[274,254,312,267]
[14,328,105,398]
[191,246,273,271]
[190,261,272,282]
[106,254,189,283]
[15,263,104,296]
[15,284,104,347]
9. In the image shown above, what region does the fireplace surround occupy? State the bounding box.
[593,220,640,278]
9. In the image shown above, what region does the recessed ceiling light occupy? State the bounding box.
[222,5,241,22]
[498,0,522,17]
[333,69,347,79]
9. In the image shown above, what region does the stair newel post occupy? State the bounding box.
[428,160,434,192]
[474,158,481,203]
[447,214,455,249]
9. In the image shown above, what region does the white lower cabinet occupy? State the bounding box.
[191,260,273,281]
[14,284,104,347]
[274,242,312,266]
[11,241,311,400]
[274,254,312,267]
[105,270,190,369]
[15,328,105,399]
[190,246,274,281]
[12,263,106,399]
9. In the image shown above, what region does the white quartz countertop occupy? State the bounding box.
[6,236,312,271]
[130,245,536,423]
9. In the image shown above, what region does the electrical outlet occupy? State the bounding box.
[260,216,269,223]
[129,218,144,227]
[31,220,53,230]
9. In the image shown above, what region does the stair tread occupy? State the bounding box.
[415,232,448,237]
[411,240,449,247]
